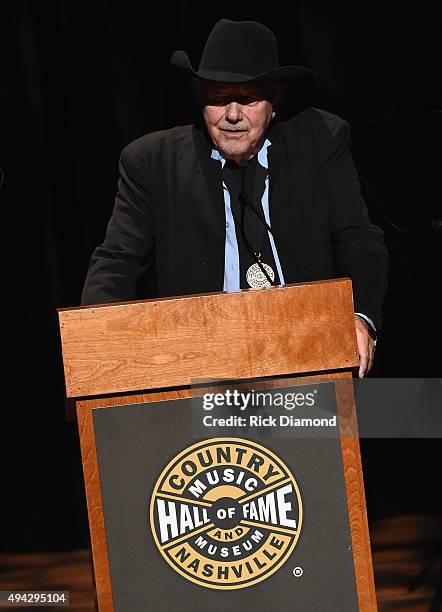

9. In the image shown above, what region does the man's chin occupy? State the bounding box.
[217,141,251,160]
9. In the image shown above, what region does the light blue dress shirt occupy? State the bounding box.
[211,138,285,292]
[211,139,376,336]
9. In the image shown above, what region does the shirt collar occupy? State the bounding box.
[211,138,272,170]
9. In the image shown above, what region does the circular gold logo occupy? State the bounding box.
[150,438,302,589]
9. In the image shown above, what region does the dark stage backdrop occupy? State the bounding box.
[3,2,440,551]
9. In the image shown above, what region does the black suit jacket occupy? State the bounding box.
[81,107,388,330]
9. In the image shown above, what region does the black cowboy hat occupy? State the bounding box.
[171,19,318,83]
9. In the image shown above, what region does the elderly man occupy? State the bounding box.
[81,19,388,377]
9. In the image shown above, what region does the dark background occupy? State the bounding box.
[3,1,440,552]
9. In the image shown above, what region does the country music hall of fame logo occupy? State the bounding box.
[149,438,303,589]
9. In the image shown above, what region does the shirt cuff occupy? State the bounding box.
[355,312,378,344]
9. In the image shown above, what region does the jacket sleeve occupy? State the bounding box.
[320,112,388,331]
[81,143,155,305]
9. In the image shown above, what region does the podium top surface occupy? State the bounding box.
[58,279,359,398]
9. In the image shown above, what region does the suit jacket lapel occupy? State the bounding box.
[191,124,226,235]
[267,121,290,231]
[266,118,312,281]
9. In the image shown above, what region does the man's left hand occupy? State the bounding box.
[355,315,376,378]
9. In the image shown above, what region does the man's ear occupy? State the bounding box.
[272,110,276,120]
[269,81,287,114]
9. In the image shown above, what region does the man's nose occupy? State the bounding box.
[225,102,243,123]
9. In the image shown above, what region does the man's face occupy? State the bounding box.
[199,81,276,163]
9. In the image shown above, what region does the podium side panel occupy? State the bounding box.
[336,377,377,611]
[76,403,114,612]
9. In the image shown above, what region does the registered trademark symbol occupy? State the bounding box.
[293,566,303,577]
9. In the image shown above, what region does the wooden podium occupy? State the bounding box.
[58,278,377,611]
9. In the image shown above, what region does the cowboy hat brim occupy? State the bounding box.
[171,50,318,83]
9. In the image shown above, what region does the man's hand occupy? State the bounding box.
[355,315,376,378]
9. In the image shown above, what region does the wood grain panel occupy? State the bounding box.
[76,403,114,612]
[336,375,378,611]
[59,279,359,398]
